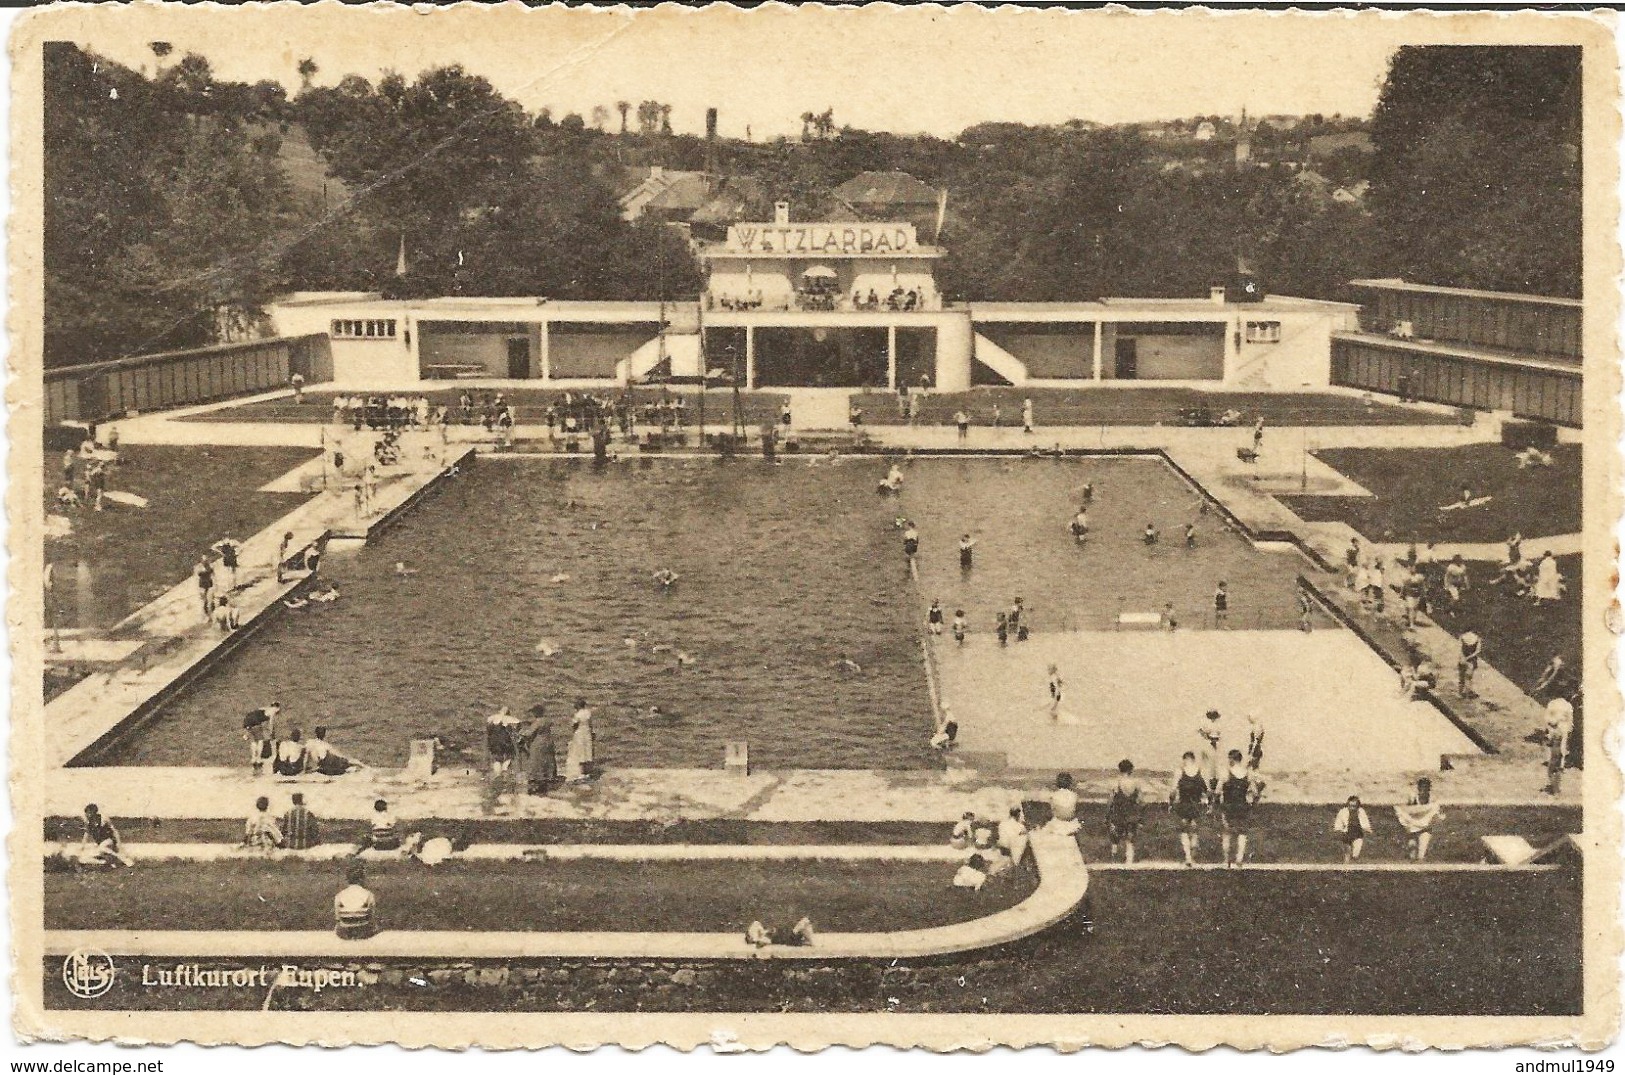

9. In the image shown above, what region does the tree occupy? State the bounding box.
[637,100,661,135]
[591,104,610,131]
[660,103,672,136]
[616,99,630,134]
[149,41,172,75]
[1367,45,1580,296]
[296,57,318,90]
[800,112,814,142]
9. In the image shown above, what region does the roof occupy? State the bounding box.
[832,170,939,207]
[687,176,768,226]
[1347,278,1583,309]
[1309,131,1374,156]
[643,173,713,213]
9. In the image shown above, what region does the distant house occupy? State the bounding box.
[1331,180,1371,206]
[831,170,942,234]
[1308,131,1374,158]
[619,167,713,223]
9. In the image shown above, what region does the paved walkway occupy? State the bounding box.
[42,831,1087,962]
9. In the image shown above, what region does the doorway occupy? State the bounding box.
[507,338,532,379]
[1114,338,1138,380]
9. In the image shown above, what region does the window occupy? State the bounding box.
[1244,320,1282,344]
[331,319,398,340]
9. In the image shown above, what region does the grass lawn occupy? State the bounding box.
[52,868,1580,1015]
[1282,444,1582,543]
[852,388,1461,428]
[45,445,320,630]
[44,858,1035,933]
[1430,557,1583,698]
[182,387,790,429]
[42,816,952,846]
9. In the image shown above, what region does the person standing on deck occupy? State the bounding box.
[1022,398,1035,435]
[1170,753,1209,867]
[195,558,215,619]
[1217,750,1261,867]
[1107,760,1144,863]
[958,534,977,571]
[1252,416,1266,452]
[1333,796,1373,861]
[954,409,970,441]
[1196,709,1225,790]
[1458,630,1483,699]
[1213,582,1229,627]
[1047,664,1064,718]
[241,702,280,776]
[1394,777,1442,861]
[566,698,596,782]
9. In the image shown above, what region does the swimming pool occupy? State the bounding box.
[91,454,1325,770]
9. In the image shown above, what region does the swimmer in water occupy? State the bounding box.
[834,656,863,675]
[394,561,418,577]
[927,600,945,636]
[877,464,905,495]
[653,568,680,589]
[1070,509,1090,542]
[902,523,920,561]
[1143,522,1160,546]
[952,609,968,645]
[893,515,908,530]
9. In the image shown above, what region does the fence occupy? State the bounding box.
[1331,335,1581,428]
[44,335,332,426]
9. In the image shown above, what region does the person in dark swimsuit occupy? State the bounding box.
[958,534,976,570]
[1170,752,1209,867]
[1218,750,1260,867]
[1106,760,1144,863]
[926,600,944,636]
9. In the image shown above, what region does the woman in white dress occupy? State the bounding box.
[1533,551,1565,604]
[565,698,595,781]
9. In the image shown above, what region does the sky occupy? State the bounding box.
[40,4,1433,141]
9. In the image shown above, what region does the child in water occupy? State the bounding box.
[952,609,968,645]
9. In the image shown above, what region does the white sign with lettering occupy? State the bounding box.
[723,223,918,255]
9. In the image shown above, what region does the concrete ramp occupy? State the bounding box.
[972,333,1029,386]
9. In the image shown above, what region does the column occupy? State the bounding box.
[540,320,551,382]
[1091,321,1104,381]
[887,324,898,389]
[745,325,756,389]
[1223,316,1240,383]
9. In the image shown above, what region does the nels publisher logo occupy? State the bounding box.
[62,947,115,999]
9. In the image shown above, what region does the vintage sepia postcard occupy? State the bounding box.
[5,1,1620,1053]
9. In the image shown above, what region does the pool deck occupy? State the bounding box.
[46,395,1582,811]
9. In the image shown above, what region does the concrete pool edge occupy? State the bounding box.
[40,832,1088,962]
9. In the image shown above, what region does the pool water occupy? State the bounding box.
[98,454,1320,770]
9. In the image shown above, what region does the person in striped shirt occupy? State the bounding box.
[281,793,321,851]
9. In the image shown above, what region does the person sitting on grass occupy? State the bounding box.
[79,804,132,868]
[334,862,378,940]
[998,805,1030,867]
[1394,777,1442,861]
[282,792,321,851]
[243,796,284,853]
[359,799,402,853]
[1047,772,1081,836]
[950,811,978,850]
[930,717,959,753]
[952,854,989,891]
[1332,796,1373,862]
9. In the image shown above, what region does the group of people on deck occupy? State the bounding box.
[486,698,596,792]
[1034,758,1443,869]
[240,702,364,778]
